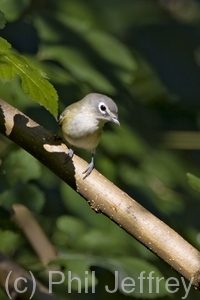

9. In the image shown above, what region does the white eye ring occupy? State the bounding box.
[98,102,107,114]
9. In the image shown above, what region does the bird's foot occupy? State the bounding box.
[82,161,94,179]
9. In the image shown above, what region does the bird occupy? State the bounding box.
[58,93,120,178]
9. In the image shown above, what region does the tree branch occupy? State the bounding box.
[0,99,200,289]
[12,204,58,264]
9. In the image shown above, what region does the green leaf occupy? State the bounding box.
[0,37,58,118]
[187,173,200,192]
[0,10,6,28]
[65,260,97,290]
[0,287,10,300]
[60,182,112,230]
[34,13,65,42]
[50,255,97,290]
[25,185,45,212]
[130,53,175,104]
[3,183,46,213]
[56,215,87,241]
[87,31,137,85]
[52,254,167,298]
[0,149,41,187]
[0,0,30,22]
[58,13,137,84]
[85,30,137,72]
[101,257,167,298]
[39,45,116,94]
[0,77,36,111]
[101,124,147,157]
[76,229,126,255]
[0,37,12,54]
[0,149,45,212]
[34,61,76,85]
[59,13,137,71]
[0,229,19,254]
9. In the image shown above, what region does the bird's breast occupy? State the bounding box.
[61,111,104,151]
[63,129,102,151]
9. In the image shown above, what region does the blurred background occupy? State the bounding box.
[0,0,200,299]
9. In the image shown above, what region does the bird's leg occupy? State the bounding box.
[83,150,95,179]
[68,147,74,158]
[65,147,74,164]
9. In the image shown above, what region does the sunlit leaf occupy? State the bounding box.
[0,76,41,112]
[0,37,58,118]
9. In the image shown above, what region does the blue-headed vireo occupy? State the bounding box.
[58,93,120,178]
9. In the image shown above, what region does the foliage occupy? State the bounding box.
[0,37,58,118]
[187,173,200,193]
[1,0,200,299]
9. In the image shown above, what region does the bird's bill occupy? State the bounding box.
[111,116,120,126]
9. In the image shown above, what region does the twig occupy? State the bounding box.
[12,204,57,264]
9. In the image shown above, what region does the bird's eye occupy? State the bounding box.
[99,102,107,115]
[98,102,108,115]
[100,104,106,111]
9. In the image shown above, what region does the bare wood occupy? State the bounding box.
[12,204,57,263]
[0,99,200,289]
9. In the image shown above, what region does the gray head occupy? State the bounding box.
[82,93,120,125]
